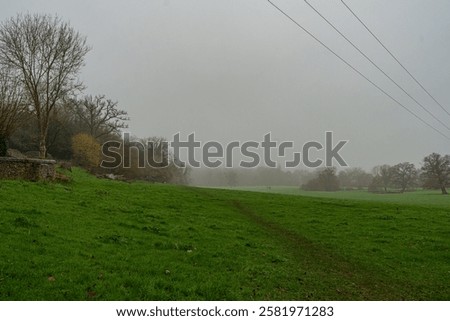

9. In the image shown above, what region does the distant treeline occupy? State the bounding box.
[190,153,450,195]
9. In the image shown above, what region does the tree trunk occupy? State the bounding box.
[0,135,8,157]
[441,185,448,195]
[39,131,47,159]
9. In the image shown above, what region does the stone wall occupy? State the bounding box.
[0,157,56,181]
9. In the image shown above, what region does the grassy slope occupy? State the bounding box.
[0,170,449,300]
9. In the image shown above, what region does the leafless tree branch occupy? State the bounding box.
[0,13,90,158]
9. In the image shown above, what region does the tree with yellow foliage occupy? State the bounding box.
[72,133,100,169]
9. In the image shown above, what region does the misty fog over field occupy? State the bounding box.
[2,0,449,171]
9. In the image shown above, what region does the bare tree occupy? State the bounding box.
[421,153,450,195]
[224,170,238,187]
[0,13,90,158]
[71,95,128,139]
[372,164,392,192]
[338,167,373,190]
[0,66,28,156]
[391,162,417,193]
[304,167,340,191]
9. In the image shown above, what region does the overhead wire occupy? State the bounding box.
[265,0,450,140]
[340,0,450,118]
[304,0,450,131]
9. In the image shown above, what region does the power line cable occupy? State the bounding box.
[304,0,450,131]
[340,0,450,118]
[265,0,450,140]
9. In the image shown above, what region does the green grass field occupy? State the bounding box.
[0,170,449,300]
[229,186,450,208]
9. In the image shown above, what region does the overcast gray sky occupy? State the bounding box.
[1,0,450,169]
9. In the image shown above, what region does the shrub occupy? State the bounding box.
[72,133,100,169]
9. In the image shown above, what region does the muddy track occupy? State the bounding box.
[231,199,378,299]
[190,187,409,299]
